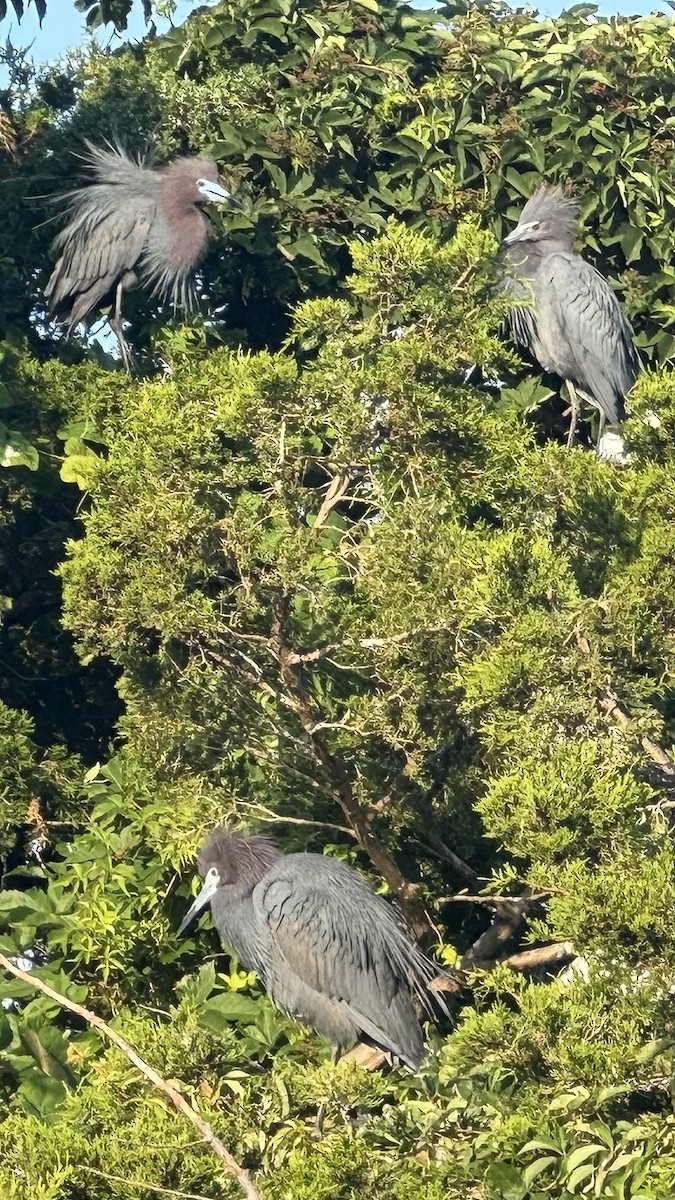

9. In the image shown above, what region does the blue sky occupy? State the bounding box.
[2,0,672,71]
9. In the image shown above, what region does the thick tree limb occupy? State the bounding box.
[0,954,263,1200]
[503,942,576,973]
[462,900,526,969]
[465,941,575,973]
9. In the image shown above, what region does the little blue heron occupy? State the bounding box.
[177,828,453,1069]
[45,142,238,372]
[500,185,639,451]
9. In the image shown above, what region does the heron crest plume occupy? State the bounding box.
[197,827,283,889]
[516,184,579,243]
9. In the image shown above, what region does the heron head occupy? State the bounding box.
[176,827,282,937]
[161,155,242,210]
[501,185,579,249]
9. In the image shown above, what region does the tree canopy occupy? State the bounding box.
[2,2,675,1198]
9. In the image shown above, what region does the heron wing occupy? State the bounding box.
[254,858,444,1061]
[45,191,153,326]
[533,252,639,423]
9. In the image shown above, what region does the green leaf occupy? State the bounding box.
[60,453,98,488]
[0,429,38,470]
[566,1163,596,1191]
[19,1027,70,1082]
[522,1157,558,1187]
[564,1144,605,1174]
[177,962,217,1009]
[17,1071,67,1120]
[199,992,262,1031]
[252,17,286,37]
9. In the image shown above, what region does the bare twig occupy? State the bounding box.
[77,1166,216,1200]
[599,694,675,778]
[449,263,475,293]
[441,891,550,906]
[0,955,263,1200]
[239,799,357,838]
[242,745,334,797]
[413,837,480,890]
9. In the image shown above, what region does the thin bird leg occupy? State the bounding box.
[565,380,579,449]
[312,1045,341,1140]
[312,1100,327,1141]
[596,408,606,447]
[109,281,136,376]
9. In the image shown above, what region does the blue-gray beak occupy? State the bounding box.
[177,873,219,937]
[197,178,240,207]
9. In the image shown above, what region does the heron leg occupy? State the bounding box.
[565,381,579,449]
[596,409,606,447]
[109,282,136,376]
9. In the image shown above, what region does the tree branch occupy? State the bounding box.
[572,629,675,779]
[269,598,435,939]
[599,693,675,778]
[0,955,264,1200]
[77,1166,217,1200]
[462,900,526,969]
[413,836,480,890]
[503,942,576,973]
[311,471,355,531]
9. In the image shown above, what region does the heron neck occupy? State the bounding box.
[504,237,572,277]
[211,888,270,977]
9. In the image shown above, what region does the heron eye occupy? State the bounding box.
[206,867,219,884]
[196,179,208,188]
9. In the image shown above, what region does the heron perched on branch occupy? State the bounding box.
[45,143,238,372]
[500,185,639,452]
[177,827,455,1069]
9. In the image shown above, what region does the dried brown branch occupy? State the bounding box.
[0,955,264,1200]
[239,799,357,838]
[503,942,576,972]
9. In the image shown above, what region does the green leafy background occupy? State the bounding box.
[2,1,675,1198]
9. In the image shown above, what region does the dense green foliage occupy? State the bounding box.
[3,1,675,1197]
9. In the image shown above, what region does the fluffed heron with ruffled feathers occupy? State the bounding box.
[45,142,238,372]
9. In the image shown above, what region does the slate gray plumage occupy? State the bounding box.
[45,142,236,371]
[177,828,451,1068]
[500,185,639,447]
